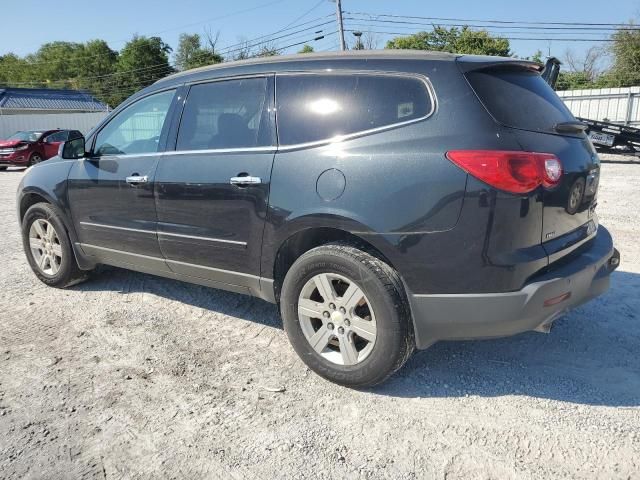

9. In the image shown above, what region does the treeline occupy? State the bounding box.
[0,29,293,107]
[2,23,640,108]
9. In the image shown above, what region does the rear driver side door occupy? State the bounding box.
[154,76,276,290]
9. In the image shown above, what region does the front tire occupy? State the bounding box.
[21,202,87,288]
[28,153,42,166]
[280,243,414,388]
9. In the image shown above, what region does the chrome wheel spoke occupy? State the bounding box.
[339,335,359,365]
[49,257,60,275]
[29,219,62,276]
[298,272,377,366]
[314,273,336,303]
[308,326,333,353]
[350,316,377,342]
[342,283,365,313]
[38,253,48,270]
[33,220,46,238]
[51,243,62,257]
[46,223,56,241]
[29,238,43,250]
[298,298,325,319]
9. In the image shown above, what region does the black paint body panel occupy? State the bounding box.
[17,52,608,305]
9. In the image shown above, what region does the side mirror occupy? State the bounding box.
[60,136,86,159]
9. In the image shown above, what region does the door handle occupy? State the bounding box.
[126,174,148,185]
[230,176,262,186]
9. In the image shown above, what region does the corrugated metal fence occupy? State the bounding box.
[557,87,640,126]
[0,112,108,139]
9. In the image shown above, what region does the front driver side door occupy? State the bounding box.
[68,89,178,268]
[42,131,67,159]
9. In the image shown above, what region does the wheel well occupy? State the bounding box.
[19,193,49,221]
[273,227,394,301]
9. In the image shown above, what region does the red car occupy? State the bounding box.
[0,129,82,170]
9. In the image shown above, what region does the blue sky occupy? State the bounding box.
[1,0,638,62]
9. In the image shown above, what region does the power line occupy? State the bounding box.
[344,22,622,38]
[343,29,618,43]
[345,11,640,28]
[212,15,332,55]
[344,16,640,32]
[2,17,333,77]
[280,0,327,30]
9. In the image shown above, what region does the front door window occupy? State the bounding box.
[94,90,175,156]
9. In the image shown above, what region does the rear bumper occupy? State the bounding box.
[409,225,619,349]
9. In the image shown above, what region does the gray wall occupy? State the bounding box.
[558,87,640,126]
[0,112,108,139]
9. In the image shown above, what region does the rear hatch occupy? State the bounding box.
[462,59,600,260]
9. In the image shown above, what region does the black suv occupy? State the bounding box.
[17,51,619,387]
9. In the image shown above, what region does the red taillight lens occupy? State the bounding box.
[446,150,563,194]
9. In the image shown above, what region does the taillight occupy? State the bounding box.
[446,150,563,194]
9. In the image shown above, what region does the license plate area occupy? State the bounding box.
[589,131,615,147]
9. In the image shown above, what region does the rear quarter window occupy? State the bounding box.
[466,67,575,133]
[276,73,433,145]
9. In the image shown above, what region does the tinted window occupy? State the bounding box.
[466,68,574,133]
[94,90,175,156]
[176,78,271,150]
[276,74,432,145]
[45,131,68,142]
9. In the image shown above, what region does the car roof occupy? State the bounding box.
[153,50,462,89]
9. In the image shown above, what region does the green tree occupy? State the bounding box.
[386,26,511,57]
[75,40,119,98]
[256,44,279,57]
[606,25,640,87]
[26,42,84,86]
[110,35,174,106]
[298,44,315,54]
[556,71,594,91]
[0,53,31,86]
[175,33,223,71]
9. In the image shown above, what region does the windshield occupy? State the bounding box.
[8,131,42,142]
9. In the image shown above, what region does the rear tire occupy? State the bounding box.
[0,166,7,171]
[280,242,414,388]
[21,202,88,288]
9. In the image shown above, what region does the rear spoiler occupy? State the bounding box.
[456,55,561,90]
[541,57,562,90]
[456,55,543,74]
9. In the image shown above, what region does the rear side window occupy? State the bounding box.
[176,77,272,151]
[44,131,68,142]
[466,68,574,133]
[276,74,432,145]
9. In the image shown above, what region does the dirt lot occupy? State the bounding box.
[0,159,639,479]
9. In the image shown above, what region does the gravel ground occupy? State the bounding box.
[0,160,639,479]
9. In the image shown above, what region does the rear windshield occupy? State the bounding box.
[466,67,574,133]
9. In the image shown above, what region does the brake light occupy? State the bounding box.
[446,150,563,194]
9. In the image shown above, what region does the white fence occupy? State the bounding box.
[0,112,108,139]
[558,87,640,126]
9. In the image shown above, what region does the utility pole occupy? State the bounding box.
[334,0,346,51]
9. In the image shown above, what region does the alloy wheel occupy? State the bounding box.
[28,219,63,276]
[298,273,377,366]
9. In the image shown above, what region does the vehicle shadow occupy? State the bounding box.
[375,270,640,407]
[73,265,282,329]
[74,268,640,407]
